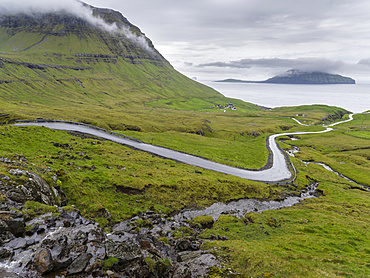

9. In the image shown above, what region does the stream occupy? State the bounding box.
[174,182,318,221]
[2,114,367,277]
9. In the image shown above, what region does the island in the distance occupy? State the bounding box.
[216,70,356,84]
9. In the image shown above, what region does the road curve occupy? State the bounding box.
[13,114,355,182]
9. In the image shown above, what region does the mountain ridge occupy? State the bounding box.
[0,4,163,61]
[0,2,249,123]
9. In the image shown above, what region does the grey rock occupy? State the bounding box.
[5,218,25,237]
[67,253,92,275]
[7,170,59,206]
[0,219,9,233]
[106,241,142,262]
[0,270,20,277]
[174,253,219,278]
[50,235,68,259]
[176,239,191,251]
[64,210,79,221]
[7,237,27,250]
[74,230,88,245]
[26,238,36,246]
[53,257,73,271]
[25,223,39,236]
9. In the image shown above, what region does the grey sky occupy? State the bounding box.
[5,0,370,81]
[86,0,370,81]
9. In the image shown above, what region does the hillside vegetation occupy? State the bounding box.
[0,5,369,277]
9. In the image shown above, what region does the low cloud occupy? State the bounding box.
[0,0,154,54]
[358,59,370,66]
[198,58,346,73]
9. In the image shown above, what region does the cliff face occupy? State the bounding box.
[0,3,220,108]
[0,4,163,61]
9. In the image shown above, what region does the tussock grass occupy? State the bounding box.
[0,29,367,276]
[283,114,370,186]
[0,125,276,222]
[201,162,370,277]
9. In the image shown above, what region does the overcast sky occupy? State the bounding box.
[8,0,370,82]
[83,0,370,82]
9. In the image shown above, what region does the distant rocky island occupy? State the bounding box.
[216,70,356,84]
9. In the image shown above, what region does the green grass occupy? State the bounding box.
[200,162,370,277]
[193,113,370,277]
[282,113,370,186]
[345,130,370,140]
[0,95,368,278]
[0,125,277,222]
[268,105,350,125]
[0,19,368,277]
[123,130,268,169]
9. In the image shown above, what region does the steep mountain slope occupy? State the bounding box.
[0,3,258,123]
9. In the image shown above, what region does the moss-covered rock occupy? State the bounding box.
[192,215,214,229]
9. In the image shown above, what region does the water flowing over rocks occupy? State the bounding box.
[3,114,361,276]
[0,164,221,277]
[1,185,321,277]
[175,183,319,221]
[0,205,221,277]
[0,154,327,277]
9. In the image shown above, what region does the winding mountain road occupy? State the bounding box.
[14,114,356,182]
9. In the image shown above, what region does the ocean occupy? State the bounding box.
[202,81,370,113]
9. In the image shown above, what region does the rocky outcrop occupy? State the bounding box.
[0,165,221,277]
[1,169,63,206]
[0,58,91,71]
[33,248,54,275]
[0,206,221,277]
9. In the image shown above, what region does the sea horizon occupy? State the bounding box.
[202,80,370,113]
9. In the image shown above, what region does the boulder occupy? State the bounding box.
[7,237,27,250]
[5,218,25,237]
[173,253,219,278]
[176,239,191,251]
[67,253,92,275]
[33,248,54,274]
[53,257,73,271]
[7,169,58,206]
[50,235,69,259]
[105,241,142,263]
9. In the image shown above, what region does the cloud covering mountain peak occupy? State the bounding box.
[0,0,155,54]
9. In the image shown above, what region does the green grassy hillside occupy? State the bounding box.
[0,7,261,125]
[0,5,369,277]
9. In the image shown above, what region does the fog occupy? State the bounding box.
[0,0,154,54]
